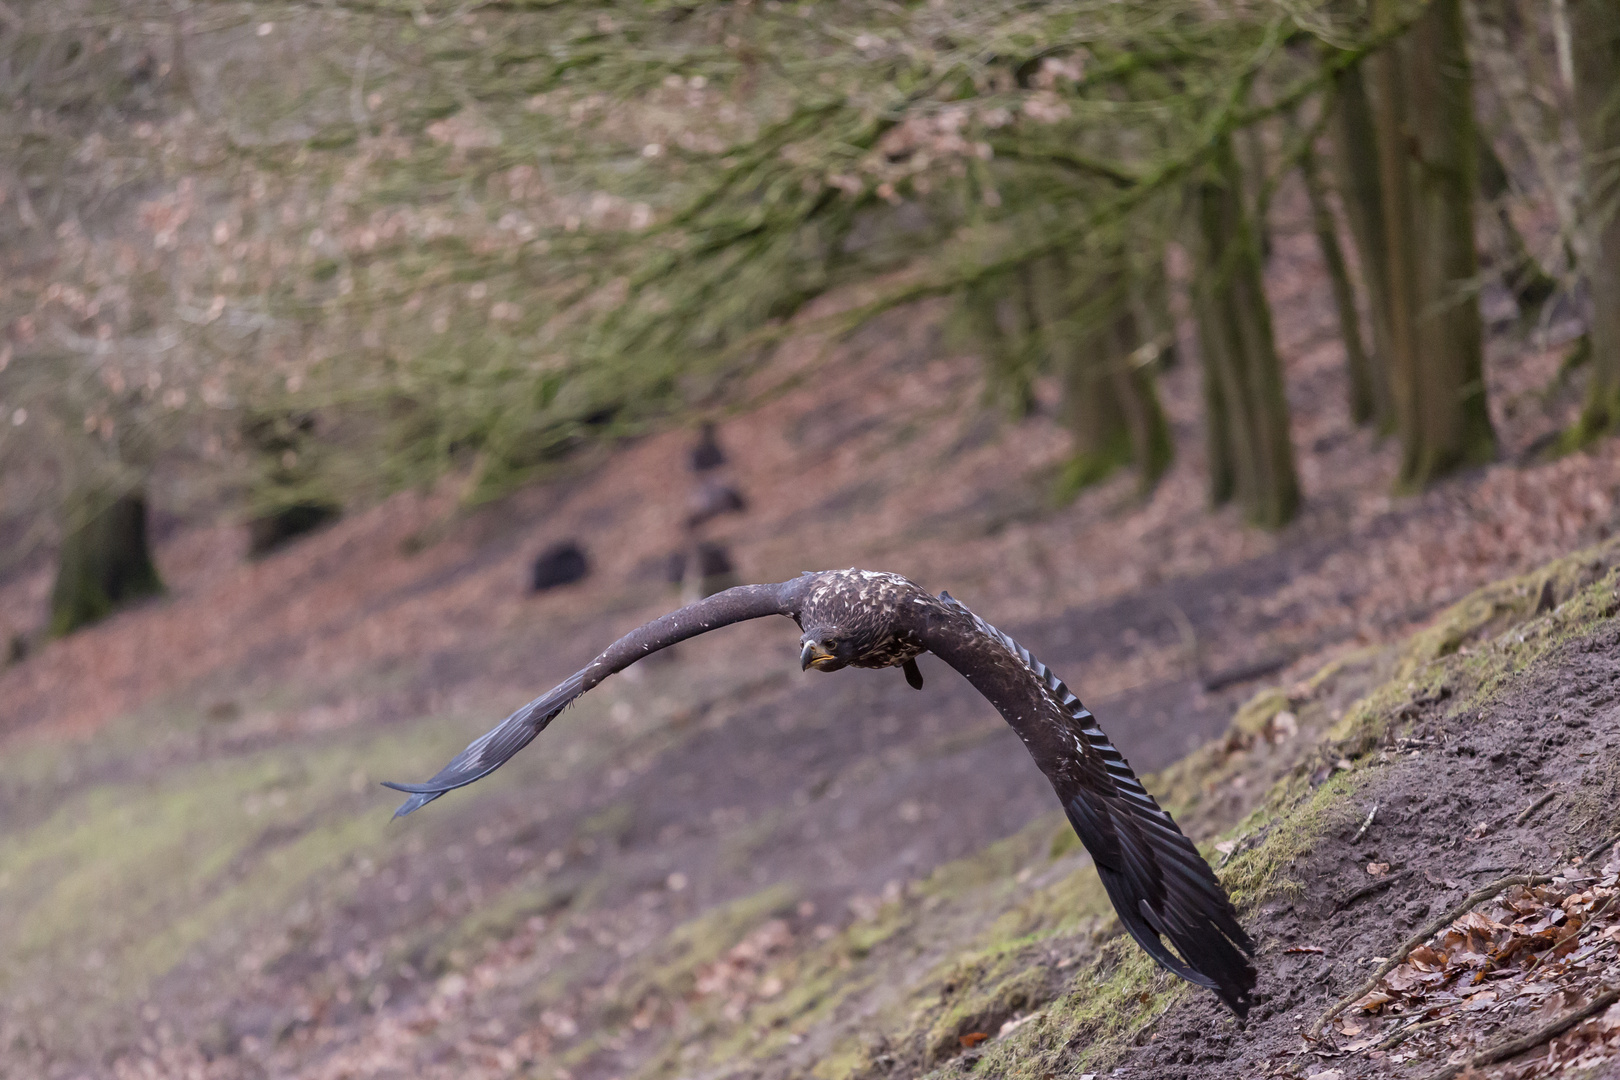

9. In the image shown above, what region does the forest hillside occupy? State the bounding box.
[3,1,1620,1078]
[5,179,1620,1075]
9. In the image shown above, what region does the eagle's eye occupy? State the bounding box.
[822,638,839,650]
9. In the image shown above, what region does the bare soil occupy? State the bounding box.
[1123,620,1620,1080]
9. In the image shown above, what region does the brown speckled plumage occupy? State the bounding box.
[386,569,1256,1015]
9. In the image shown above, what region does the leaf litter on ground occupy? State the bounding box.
[1318,843,1620,1076]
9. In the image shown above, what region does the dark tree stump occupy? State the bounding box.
[247,501,341,557]
[50,492,164,636]
[532,541,590,591]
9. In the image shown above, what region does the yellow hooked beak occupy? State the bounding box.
[801,641,837,671]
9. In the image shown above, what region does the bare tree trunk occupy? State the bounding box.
[1368,16,1423,466]
[1466,0,1582,256]
[1301,137,1378,427]
[1372,0,1496,490]
[958,272,1039,418]
[1570,0,1620,439]
[50,490,164,636]
[1103,285,1174,492]
[1133,253,1181,372]
[1328,59,1397,431]
[1189,135,1300,528]
[1028,253,1173,497]
[1033,256,1132,491]
[1199,315,1238,508]
[1476,136,1558,317]
[1404,0,1496,482]
[1240,123,1273,260]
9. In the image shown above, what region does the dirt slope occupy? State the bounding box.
[1119,545,1620,1080]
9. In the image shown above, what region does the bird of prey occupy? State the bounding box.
[384,569,1257,1015]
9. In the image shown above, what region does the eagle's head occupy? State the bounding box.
[799,627,857,672]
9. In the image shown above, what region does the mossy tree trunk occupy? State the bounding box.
[50,491,164,636]
[1328,58,1398,432]
[1301,136,1380,428]
[1132,255,1181,372]
[1189,134,1300,528]
[1240,124,1273,261]
[1027,251,1173,499]
[1201,337,1238,508]
[1570,0,1620,439]
[1038,259,1133,492]
[957,272,1040,419]
[1104,290,1175,493]
[1371,0,1496,490]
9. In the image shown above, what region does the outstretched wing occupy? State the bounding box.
[383,580,807,819]
[919,593,1256,1017]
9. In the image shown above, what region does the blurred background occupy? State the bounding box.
[1,0,1617,1076]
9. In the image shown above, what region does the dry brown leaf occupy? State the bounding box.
[1454,911,1509,934]
[1563,890,1597,913]
[1512,913,1564,935]
[1385,966,1443,993]
[1409,944,1445,970]
[959,1032,989,1049]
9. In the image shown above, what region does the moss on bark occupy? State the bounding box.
[1189,134,1300,528]
[1567,0,1620,444]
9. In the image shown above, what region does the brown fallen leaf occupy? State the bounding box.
[1368,862,1391,877]
[1453,911,1509,933]
[1354,990,1397,1012]
[1562,890,1597,913]
[1408,944,1445,971]
[1385,966,1444,993]
[959,1032,989,1049]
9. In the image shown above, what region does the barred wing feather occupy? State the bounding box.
[922,592,1256,1017]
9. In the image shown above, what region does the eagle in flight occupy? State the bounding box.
[385,569,1257,1015]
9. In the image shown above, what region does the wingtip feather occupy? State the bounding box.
[390,788,443,819]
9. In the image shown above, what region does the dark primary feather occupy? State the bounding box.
[920,592,1256,1017]
[382,581,803,818]
[382,669,590,817]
